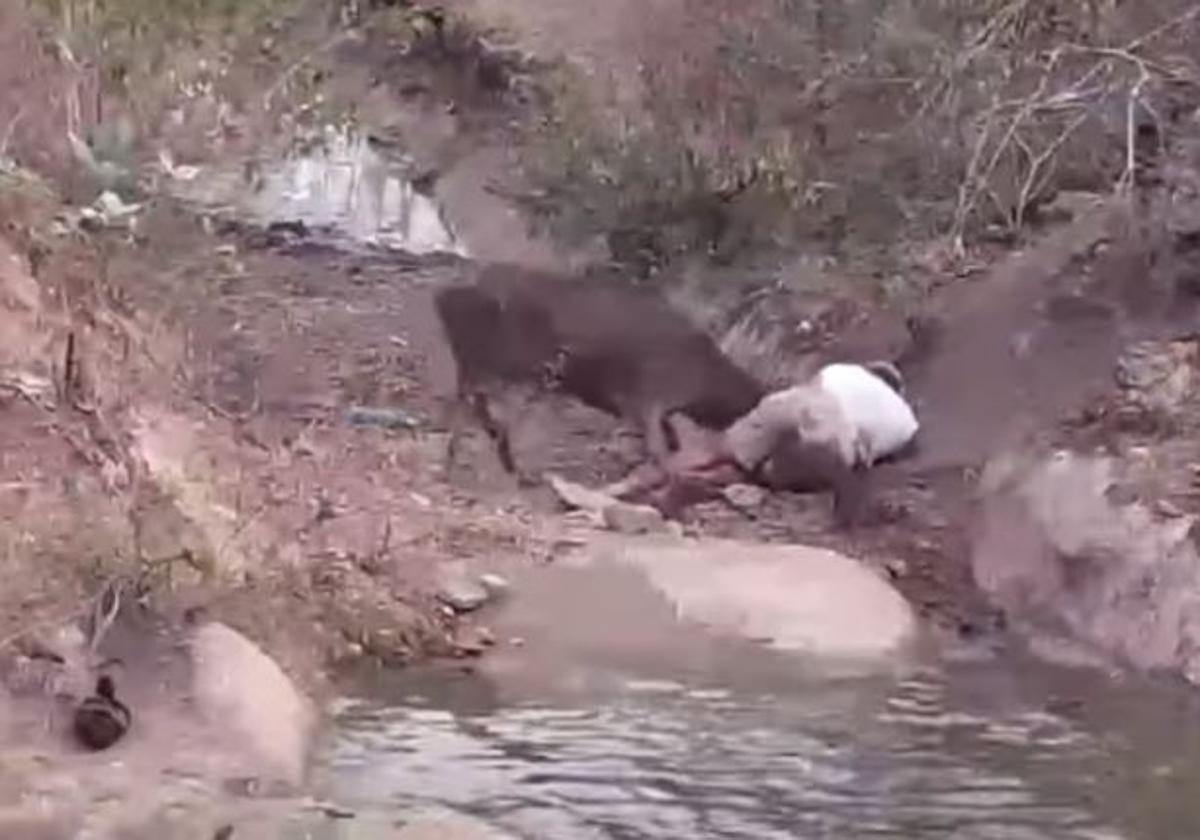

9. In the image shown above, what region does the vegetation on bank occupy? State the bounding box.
[17,0,1200,286]
[514,1,1200,279]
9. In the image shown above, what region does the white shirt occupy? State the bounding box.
[816,363,918,466]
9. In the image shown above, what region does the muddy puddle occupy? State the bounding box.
[320,560,1200,840]
[164,126,466,256]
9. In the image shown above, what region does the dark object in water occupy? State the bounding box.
[73,675,131,751]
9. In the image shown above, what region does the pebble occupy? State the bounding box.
[435,568,490,613]
[722,483,767,509]
[345,405,421,431]
[478,573,510,597]
[602,501,668,535]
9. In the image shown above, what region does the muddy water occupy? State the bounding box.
[322,561,1200,840]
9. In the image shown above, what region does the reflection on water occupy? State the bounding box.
[325,662,1135,840]
[167,127,464,255]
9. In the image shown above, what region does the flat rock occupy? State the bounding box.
[588,535,917,662]
[189,622,314,786]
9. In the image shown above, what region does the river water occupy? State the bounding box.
[326,649,1200,840]
[313,557,1200,840]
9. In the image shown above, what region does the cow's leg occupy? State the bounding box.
[470,391,517,475]
[443,390,471,475]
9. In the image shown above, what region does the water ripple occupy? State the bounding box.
[325,676,1122,839]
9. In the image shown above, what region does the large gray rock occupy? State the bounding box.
[587,535,917,661]
[189,622,315,786]
[973,449,1200,681]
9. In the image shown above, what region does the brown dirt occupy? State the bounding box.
[6,0,1200,712]
[111,194,1137,643]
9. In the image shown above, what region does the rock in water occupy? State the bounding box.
[189,622,314,786]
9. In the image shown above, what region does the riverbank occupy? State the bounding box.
[4,4,1200,834]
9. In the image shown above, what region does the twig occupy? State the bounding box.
[261,32,354,111]
[1117,64,1153,196]
[0,106,25,158]
[1014,109,1090,228]
[87,578,122,655]
[0,574,122,656]
[952,100,1000,254]
[1125,3,1200,53]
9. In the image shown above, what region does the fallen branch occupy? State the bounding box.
[1015,108,1090,228]
[936,2,1200,248]
[1119,58,1156,196]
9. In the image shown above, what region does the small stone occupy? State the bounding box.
[435,567,490,613]
[602,502,667,535]
[478,573,510,597]
[346,405,421,431]
[722,483,767,509]
[885,558,909,579]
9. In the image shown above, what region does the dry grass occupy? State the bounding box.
[506,0,1200,283]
